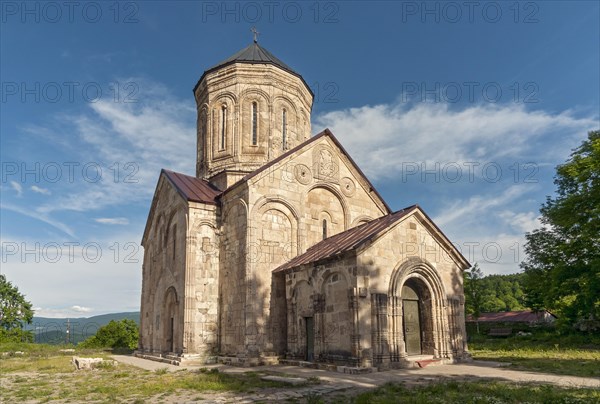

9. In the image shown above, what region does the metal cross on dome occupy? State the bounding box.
[251,26,260,43]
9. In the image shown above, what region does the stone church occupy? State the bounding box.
[138,40,471,369]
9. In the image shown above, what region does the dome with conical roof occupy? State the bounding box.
[193,41,314,190]
[194,42,310,95]
[210,42,295,73]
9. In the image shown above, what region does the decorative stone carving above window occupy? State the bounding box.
[312,145,339,183]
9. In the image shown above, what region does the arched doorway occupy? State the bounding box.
[401,278,434,356]
[163,287,179,354]
[389,258,448,362]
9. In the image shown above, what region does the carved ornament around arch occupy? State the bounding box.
[389,257,446,300]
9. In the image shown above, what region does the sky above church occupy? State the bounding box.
[1,1,599,318]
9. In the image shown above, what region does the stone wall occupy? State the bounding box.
[284,253,360,365]
[185,201,220,360]
[230,135,388,358]
[140,176,188,355]
[218,184,249,356]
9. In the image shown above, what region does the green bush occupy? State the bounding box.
[0,328,33,343]
[79,319,138,350]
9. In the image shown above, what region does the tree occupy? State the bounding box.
[0,274,34,343]
[479,274,527,312]
[521,130,600,331]
[464,264,485,332]
[79,319,139,349]
[465,267,528,320]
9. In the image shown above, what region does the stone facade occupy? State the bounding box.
[138,42,471,368]
[281,210,469,369]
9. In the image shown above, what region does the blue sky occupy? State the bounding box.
[1,1,598,318]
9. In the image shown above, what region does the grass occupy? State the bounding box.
[1,361,299,401]
[0,343,312,403]
[468,330,600,377]
[343,380,600,404]
[1,338,598,403]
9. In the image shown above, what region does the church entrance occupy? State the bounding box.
[402,289,421,355]
[163,287,178,354]
[389,260,452,364]
[396,277,436,357]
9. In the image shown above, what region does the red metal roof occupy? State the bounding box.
[466,311,556,323]
[274,206,418,273]
[162,169,222,205]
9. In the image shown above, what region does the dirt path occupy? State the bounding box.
[112,355,600,390]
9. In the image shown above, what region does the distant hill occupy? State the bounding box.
[23,312,140,345]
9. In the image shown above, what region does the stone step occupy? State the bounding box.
[135,353,181,366]
[278,359,376,374]
[415,359,443,368]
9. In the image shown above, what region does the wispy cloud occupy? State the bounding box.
[498,210,542,234]
[31,186,51,195]
[95,217,129,225]
[5,229,144,318]
[434,185,531,228]
[10,181,23,197]
[431,186,542,275]
[1,202,75,237]
[32,306,94,318]
[71,305,92,313]
[315,103,597,180]
[34,78,195,216]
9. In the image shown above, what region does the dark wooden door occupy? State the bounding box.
[403,300,421,355]
[305,317,314,361]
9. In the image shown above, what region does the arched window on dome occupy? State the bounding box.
[251,102,258,146]
[220,105,227,150]
[282,109,287,150]
[322,219,327,240]
[199,110,207,163]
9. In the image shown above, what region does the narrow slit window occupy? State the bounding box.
[251,102,258,145]
[282,109,287,150]
[172,225,176,262]
[220,105,227,150]
[322,219,327,240]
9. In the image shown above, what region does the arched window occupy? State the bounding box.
[220,105,227,150]
[199,110,207,162]
[251,102,258,145]
[322,219,327,240]
[282,109,287,150]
